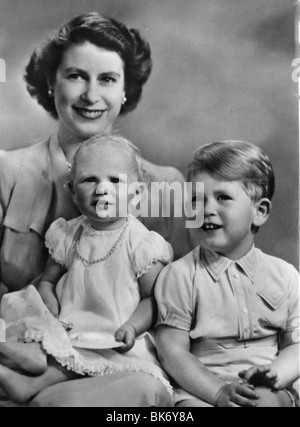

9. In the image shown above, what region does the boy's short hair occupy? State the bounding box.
[188,140,275,201]
[70,133,143,182]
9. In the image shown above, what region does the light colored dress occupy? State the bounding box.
[0,134,190,297]
[1,214,174,395]
[0,133,188,407]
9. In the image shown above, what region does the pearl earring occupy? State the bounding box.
[48,89,54,98]
[122,96,127,105]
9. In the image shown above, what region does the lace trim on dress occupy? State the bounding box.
[57,353,174,397]
[45,241,66,268]
[22,331,173,398]
[136,257,172,280]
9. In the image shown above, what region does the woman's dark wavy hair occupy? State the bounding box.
[24,12,153,118]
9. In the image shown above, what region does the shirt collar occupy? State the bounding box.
[201,246,258,283]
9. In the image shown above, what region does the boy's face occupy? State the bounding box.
[192,172,262,260]
[71,145,138,230]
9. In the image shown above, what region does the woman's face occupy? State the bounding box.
[53,42,125,142]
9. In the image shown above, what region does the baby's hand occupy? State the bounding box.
[115,323,136,353]
[239,365,282,391]
[216,382,260,407]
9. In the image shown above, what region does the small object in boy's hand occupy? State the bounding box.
[239,365,282,390]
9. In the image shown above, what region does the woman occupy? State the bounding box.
[0,13,189,407]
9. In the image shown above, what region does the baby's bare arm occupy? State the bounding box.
[36,257,66,317]
[115,262,164,351]
[126,261,164,334]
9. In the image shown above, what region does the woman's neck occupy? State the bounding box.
[57,124,114,164]
[57,129,85,165]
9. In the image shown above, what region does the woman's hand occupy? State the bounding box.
[115,323,136,353]
[216,382,260,407]
[239,365,282,391]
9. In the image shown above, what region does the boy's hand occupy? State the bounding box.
[239,365,282,390]
[216,382,260,407]
[115,323,136,353]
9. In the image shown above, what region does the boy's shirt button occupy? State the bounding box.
[242,308,248,314]
[234,273,239,279]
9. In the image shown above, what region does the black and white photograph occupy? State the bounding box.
[0,0,299,409]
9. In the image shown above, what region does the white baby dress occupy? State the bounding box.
[1,214,174,393]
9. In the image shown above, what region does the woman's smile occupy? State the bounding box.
[72,107,107,120]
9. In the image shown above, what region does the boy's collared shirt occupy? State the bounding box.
[156,246,299,381]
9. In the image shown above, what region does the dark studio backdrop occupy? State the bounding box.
[0,0,298,268]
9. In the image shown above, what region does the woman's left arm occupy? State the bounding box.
[115,262,164,351]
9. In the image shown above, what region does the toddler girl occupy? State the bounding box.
[0,134,173,403]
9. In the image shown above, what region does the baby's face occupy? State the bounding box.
[72,145,138,229]
[192,172,258,259]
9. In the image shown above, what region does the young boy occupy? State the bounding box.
[155,141,299,407]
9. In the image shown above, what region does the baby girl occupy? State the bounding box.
[0,134,173,403]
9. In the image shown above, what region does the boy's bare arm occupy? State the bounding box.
[36,256,66,317]
[156,326,226,405]
[156,326,259,407]
[271,333,299,388]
